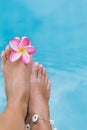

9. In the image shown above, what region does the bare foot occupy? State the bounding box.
[1,45,32,118]
[26,62,51,130]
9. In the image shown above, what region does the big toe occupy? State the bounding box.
[5,45,11,61]
[31,62,39,81]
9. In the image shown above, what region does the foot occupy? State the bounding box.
[1,45,32,118]
[26,62,51,130]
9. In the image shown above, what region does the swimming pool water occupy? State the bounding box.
[0,0,87,130]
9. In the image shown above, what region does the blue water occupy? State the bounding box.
[0,0,87,130]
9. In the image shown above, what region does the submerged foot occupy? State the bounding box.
[26,62,51,130]
[1,45,32,118]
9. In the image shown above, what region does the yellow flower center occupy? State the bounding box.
[18,47,26,54]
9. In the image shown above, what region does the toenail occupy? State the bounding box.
[1,51,5,57]
[43,67,45,70]
[34,62,38,65]
[39,64,43,67]
[48,81,51,85]
[6,45,9,50]
[43,67,46,73]
[33,62,38,68]
[1,51,4,55]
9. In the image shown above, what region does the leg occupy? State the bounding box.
[26,62,51,130]
[0,45,32,130]
[0,103,26,130]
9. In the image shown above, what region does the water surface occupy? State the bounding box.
[0,0,87,130]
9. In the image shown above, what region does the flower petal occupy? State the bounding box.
[20,52,30,64]
[10,51,22,62]
[25,46,36,54]
[20,37,30,46]
[9,38,20,51]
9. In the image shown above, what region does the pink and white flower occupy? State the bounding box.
[9,37,36,64]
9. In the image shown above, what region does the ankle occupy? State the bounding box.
[29,104,50,119]
[6,101,27,119]
[26,114,52,130]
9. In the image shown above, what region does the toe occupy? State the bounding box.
[1,51,7,63]
[45,74,49,85]
[47,80,51,90]
[43,67,46,78]
[5,45,11,60]
[32,62,39,77]
[47,80,51,99]
[41,67,46,82]
[38,64,43,78]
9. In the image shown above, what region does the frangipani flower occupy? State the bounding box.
[9,37,36,64]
